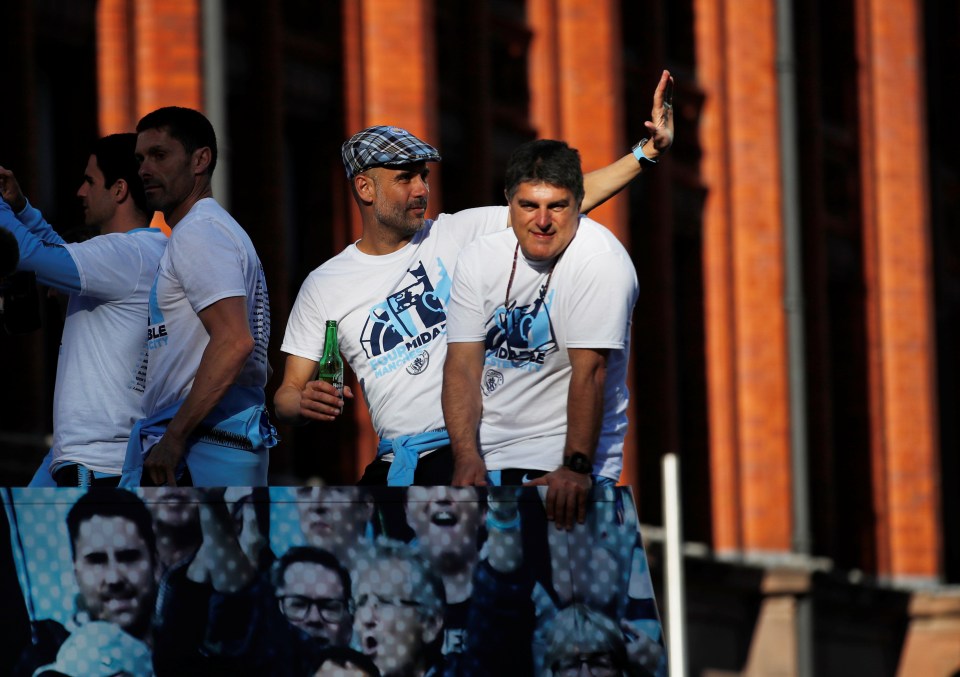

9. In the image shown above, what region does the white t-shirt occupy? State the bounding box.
[52,228,168,474]
[281,206,509,440]
[143,198,271,415]
[446,217,638,480]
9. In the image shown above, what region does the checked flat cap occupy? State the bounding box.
[341,125,441,178]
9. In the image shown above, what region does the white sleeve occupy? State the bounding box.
[280,272,330,360]
[65,234,147,301]
[565,251,638,349]
[441,206,510,248]
[445,244,487,343]
[169,219,247,312]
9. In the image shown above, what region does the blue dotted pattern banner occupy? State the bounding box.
[2,486,666,676]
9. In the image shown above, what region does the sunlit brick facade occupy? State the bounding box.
[1,2,957,673]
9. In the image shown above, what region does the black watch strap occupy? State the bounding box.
[563,452,593,475]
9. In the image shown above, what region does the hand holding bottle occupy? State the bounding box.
[299,379,353,420]
[300,319,352,420]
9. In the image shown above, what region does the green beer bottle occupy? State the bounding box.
[315,320,344,392]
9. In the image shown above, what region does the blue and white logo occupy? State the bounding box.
[363,259,452,378]
[484,289,557,371]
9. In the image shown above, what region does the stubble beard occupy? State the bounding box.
[142,185,168,216]
[375,199,426,239]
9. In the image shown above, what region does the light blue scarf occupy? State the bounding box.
[376,429,450,486]
[120,386,278,487]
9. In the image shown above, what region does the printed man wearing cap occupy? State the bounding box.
[274,71,674,485]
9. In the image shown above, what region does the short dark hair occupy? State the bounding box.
[504,139,585,205]
[91,133,149,215]
[136,106,218,176]
[66,488,157,562]
[271,546,352,600]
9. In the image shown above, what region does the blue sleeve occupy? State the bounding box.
[15,199,67,245]
[0,199,81,293]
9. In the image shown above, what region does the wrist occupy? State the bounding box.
[631,138,658,164]
[452,444,482,463]
[162,425,189,446]
[486,510,521,531]
[562,451,593,475]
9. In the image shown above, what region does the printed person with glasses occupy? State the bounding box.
[542,603,645,677]
[273,546,354,648]
[352,540,446,677]
[151,493,355,674]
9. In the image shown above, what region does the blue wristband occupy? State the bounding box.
[486,512,521,531]
[632,138,657,164]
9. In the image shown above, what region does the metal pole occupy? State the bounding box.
[202,0,229,208]
[776,0,814,674]
[662,452,687,677]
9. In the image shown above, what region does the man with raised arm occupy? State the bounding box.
[275,72,673,486]
[441,139,640,529]
[0,134,166,486]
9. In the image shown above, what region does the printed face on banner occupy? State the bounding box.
[405,486,483,574]
[72,514,155,634]
[295,487,373,559]
[353,558,442,677]
[277,560,352,646]
[5,487,665,676]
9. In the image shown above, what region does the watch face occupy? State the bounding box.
[565,453,592,474]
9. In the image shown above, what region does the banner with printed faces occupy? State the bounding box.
[1,486,666,677]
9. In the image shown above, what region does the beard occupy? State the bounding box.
[374,197,427,238]
[143,188,172,214]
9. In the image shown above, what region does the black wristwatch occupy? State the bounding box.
[563,452,593,475]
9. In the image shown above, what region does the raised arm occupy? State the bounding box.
[0,166,66,244]
[186,488,259,593]
[580,69,675,213]
[442,340,488,486]
[0,166,28,214]
[0,195,80,293]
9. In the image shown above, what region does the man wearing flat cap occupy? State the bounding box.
[274,71,674,486]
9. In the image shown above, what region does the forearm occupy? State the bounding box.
[485,489,523,573]
[16,200,66,244]
[442,342,485,462]
[166,334,253,443]
[193,500,257,593]
[564,353,607,462]
[443,370,483,461]
[582,154,643,213]
[273,383,308,425]
[0,201,80,292]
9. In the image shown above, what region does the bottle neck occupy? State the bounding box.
[321,322,339,360]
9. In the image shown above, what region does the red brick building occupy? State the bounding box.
[1,2,957,673]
